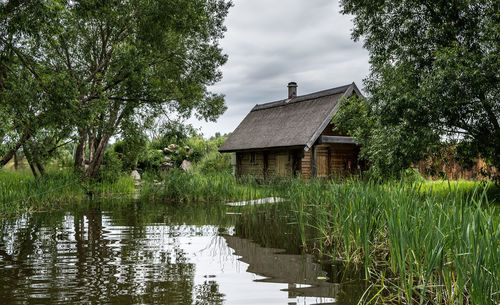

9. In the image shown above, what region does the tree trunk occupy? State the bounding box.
[14,152,18,170]
[0,129,30,167]
[35,160,45,176]
[24,147,39,179]
[74,127,88,172]
[86,134,111,178]
[88,128,96,163]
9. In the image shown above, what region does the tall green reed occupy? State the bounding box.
[284,179,498,305]
[140,170,499,304]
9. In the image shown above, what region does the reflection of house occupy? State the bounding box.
[223,234,339,302]
[219,82,363,178]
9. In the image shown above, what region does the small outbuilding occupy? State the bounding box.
[219,82,364,179]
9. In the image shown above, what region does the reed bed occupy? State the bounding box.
[147,171,499,304]
[283,179,499,305]
[141,170,279,203]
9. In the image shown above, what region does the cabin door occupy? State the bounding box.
[316,147,329,177]
[276,154,289,177]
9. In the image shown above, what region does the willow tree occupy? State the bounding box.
[337,0,499,176]
[1,0,230,177]
[0,0,77,172]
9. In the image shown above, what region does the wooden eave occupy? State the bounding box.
[317,135,356,145]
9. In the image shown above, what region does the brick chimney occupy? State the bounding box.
[287,82,297,98]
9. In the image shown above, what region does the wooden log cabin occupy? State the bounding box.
[219,82,364,179]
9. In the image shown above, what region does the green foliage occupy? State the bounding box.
[141,170,274,203]
[0,168,134,216]
[285,180,499,304]
[113,137,147,171]
[1,0,232,177]
[55,149,74,168]
[196,151,232,175]
[150,121,198,151]
[97,151,123,183]
[146,128,230,171]
[338,0,500,177]
[137,148,165,172]
[400,168,425,183]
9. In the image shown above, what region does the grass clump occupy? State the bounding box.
[0,169,135,217]
[283,180,499,305]
[141,170,276,203]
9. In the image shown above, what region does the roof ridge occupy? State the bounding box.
[251,83,352,112]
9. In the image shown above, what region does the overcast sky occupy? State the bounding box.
[187,0,370,137]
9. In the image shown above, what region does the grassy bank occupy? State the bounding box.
[0,169,135,217]
[145,171,499,305]
[2,167,498,304]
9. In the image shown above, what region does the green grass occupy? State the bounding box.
[0,168,135,216]
[141,169,279,203]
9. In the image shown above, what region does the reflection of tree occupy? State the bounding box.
[194,280,224,305]
[0,206,202,304]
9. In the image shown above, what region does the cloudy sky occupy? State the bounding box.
[188,0,370,137]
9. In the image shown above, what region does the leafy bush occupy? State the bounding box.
[401,167,425,183]
[98,151,123,183]
[196,151,232,175]
[113,136,147,170]
[137,148,165,172]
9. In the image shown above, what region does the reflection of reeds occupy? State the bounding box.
[199,234,233,258]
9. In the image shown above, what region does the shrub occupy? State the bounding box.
[113,136,147,170]
[98,151,123,183]
[137,148,165,172]
[196,151,232,175]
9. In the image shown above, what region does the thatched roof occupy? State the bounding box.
[219,82,361,152]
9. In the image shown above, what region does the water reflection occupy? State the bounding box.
[224,235,338,304]
[0,201,364,304]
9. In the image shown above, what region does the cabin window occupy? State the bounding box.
[250,152,256,164]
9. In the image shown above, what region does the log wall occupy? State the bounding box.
[236,143,359,179]
[301,150,313,179]
[328,143,359,175]
[236,150,293,178]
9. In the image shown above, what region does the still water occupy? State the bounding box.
[0,201,365,304]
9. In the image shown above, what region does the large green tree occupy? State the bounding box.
[337,0,499,176]
[1,0,230,177]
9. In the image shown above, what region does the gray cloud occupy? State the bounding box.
[188,0,370,137]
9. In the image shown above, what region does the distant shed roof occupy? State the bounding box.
[219,82,362,152]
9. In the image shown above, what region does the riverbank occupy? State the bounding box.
[1,169,498,304]
[0,169,135,217]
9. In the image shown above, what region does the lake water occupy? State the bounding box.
[0,200,365,304]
